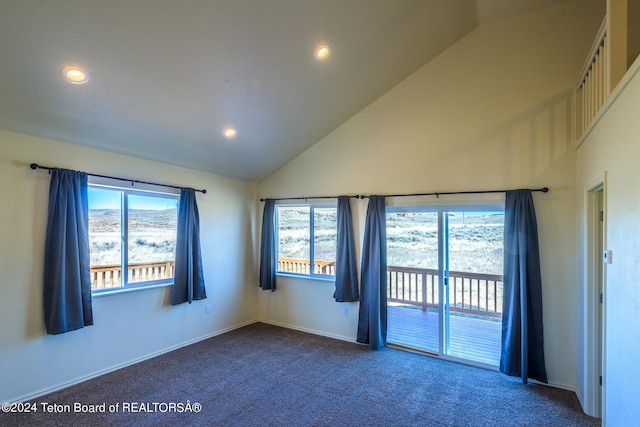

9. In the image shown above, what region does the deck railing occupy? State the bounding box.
[92,257,336,289]
[278,257,336,275]
[275,259,501,317]
[387,266,503,318]
[91,260,501,319]
[91,261,175,290]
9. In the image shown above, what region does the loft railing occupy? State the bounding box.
[91,261,175,290]
[576,3,640,143]
[387,265,503,318]
[576,18,608,141]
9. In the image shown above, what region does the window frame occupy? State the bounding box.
[88,180,180,295]
[275,203,338,281]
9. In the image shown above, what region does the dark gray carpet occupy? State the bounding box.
[1,322,599,426]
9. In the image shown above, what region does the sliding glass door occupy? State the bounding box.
[387,208,504,366]
[387,212,440,353]
[444,211,503,365]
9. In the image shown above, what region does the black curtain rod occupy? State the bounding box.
[30,163,207,194]
[361,187,549,199]
[260,195,361,202]
[260,187,549,202]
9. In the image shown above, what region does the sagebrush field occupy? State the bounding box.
[277,208,504,275]
[88,208,177,266]
[90,207,504,278]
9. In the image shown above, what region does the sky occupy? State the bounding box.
[89,187,178,210]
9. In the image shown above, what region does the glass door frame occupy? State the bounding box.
[386,202,504,369]
[439,210,450,357]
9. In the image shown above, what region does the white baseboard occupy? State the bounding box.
[12,319,259,403]
[256,320,577,392]
[13,318,577,405]
[576,386,586,411]
[257,318,357,344]
[530,378,576,393]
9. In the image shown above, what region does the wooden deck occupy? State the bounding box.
[387,304,502,366]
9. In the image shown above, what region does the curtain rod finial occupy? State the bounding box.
[542,187,549,193]
[30,163,39,170]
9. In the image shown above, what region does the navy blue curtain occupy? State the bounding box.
[357,196,387,350]
[259,199,277,291]
[334,196,359,302]
[500,190,548,384]
[172,188,206,305]
[43,169,93,335]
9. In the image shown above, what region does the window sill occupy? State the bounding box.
[276,272,335,283]
[92,281,173,298]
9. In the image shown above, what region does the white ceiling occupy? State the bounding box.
[0,0,570,181]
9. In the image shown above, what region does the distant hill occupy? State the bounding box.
[88,208,177,265]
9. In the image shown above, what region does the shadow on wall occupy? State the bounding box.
[446,89,574,189]
[26,165,49,340]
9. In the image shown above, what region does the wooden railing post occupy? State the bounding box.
[421,270,427,312]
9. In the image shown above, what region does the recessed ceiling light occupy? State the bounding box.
[314,44,330,61]
[61,65,90,84]
[223,128,238,138]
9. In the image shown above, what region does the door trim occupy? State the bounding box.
[584,176,607,419]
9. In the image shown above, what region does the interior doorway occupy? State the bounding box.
[586,185,605,418]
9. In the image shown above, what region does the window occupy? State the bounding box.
[88,185,179,292]
[276,205,337,277]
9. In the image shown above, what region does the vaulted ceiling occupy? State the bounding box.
[0,0,571,181]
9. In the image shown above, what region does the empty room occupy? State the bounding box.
[1,1,639,426]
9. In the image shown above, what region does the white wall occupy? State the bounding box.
[0,129,259,403]
[258,0,604,390]
[576,60,640,425]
